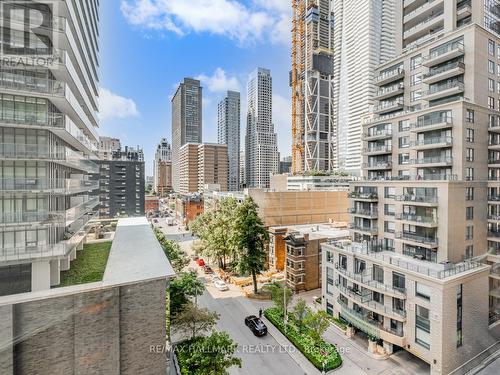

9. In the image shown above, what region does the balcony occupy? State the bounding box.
[363,161,392,170]
[395,195,438,206]
[336,283,372,304]
[403,10,444,42]
[423,43,465,67]
[0,211,62,227]
[349,224,378,235]
[375,68,405,86]
[412,136,452,150]
[412,116,453,132]
[348,192,378,201]
[349,208,378,219]
[396,213,438,227]
[0,178,98,194]
[413,156,452,167]
[422,81,464,101]
[488,214,500,222]
[364,128,392,141]
[374,99,404,114]
[456,1,472,21]
[395,232,438,248]
[375,83,404,100]
[403,0,441,24]
[422,62,465,84]
[365,144,392,155]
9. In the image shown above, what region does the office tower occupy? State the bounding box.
[92,146,145,218]
[332,0,396,175]
[291,0,335,173]
[218,91,241,191]
[98,136,121,160]
[171,78,202,192]
[0,0,100,294]
[153,138,172,194]
[178,143,229,194]
[279,156,293,174]
[240,150,246,189]
[245,68,279,188]
[322,2,500,374]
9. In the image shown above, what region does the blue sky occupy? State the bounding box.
[99,0,293,175]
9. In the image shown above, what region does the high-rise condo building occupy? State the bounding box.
[98,136,121,160]
[322,2,500,374]
[171,78,202,192]
[291,0,335,173]
[153,138,172,194]
[239,150,246,189]
[245,68,279,188]
[0,0,100,295]
[218,91,240,191]
[333,0,396,175]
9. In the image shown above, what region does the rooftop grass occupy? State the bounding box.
[57,241,112,287]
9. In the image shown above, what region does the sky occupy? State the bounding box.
[98,0,293,176]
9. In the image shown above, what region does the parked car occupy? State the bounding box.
[210,274,221,282]
[203,265,213,274]
[197,258,205,267]
[244,315,267,337]
[214,280,228,291]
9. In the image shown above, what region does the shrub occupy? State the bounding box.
[264,308,342,371]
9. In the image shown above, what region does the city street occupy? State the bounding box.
[156,222,430,375]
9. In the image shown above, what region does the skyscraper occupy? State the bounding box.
[291,0,335,173]
[218,91,241,191]
[245,68,279,188]
[171,78,202,192]
[333,0,396,175]
[0,0,100,295]
[322,2,500,373]
[153,138,172,194]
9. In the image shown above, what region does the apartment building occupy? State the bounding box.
[245,68,279,188]
[322,1,500,374]
[175,194,204,226]
[0,0,100,295]
[198,143,228,193]
[218,91,240,191]
[291,0,335,173]
[92,147,145,218]
[172,78,202,192]
[153,138,172,195]
[178,143,199,195]
[98,136,121,161]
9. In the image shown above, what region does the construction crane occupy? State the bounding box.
[291,0,305,174]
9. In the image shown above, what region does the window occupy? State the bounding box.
[398,120,410,132]
[466,109,475,123]
[466,167,474,181]
[497,45,500,58]
[416,305,431,349]
[497,82,500,94]
[399,153,410,165]
[465,245,473,259]
[465,187,474,201]
[457,285,463,348]
[466,128,474,142]
[385,221,395,233]
[399,136,410,148]
[372,265,384,283]
[354,259,366,274]
[489,60,495,74]
[489,96,495,109]
[466,225,473,240]
[384,204,395,216]
[466,148,474,162]
[489,40,495,56]
[490,79,495,92]
[385,187,396,198]
[416,282,431,301]
[410,55,422,70]
[411,90,422,102]
[498,64,500,77]
[392,272,406,291]
[410,74,422,86]
[339,254,347,269]
[466,207,474,220]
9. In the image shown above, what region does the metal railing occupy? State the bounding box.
[414,115,453,129]
[396,231,438,245]
[349,208,378,218]
[396,213,437,224]
[375,68,404,83]
[395,195,438,203]
[424,62,465,79]
[412,136,452,147]
[0,178,98,192]
[404,10,444,37]
[412,156,453,164]
[423,43,464,62]
[423,81,464,96]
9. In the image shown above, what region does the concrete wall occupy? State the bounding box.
[0,279,167,375]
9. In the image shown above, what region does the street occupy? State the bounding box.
[156,221,430,375]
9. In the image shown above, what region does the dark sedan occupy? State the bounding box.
[245,315,267,337]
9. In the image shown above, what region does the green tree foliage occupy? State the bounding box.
[173,302,219,340]
[170,271,205,317]
[304,310,330,343]
[177,332,242,375]
[233,197,268,293]
[154,227,189,272]
[263,281,293,315]
[292,298,311,332]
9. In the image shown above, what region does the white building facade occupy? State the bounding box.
[217,91,240,191]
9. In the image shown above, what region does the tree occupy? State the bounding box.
[179,332,242,375]
[170,271,205,316]
[173,302,219,340]
[292,298,311,331]
[263,281,293,315]
[234,197,268,293]
[304,310,330,343]
[154,228,189,272]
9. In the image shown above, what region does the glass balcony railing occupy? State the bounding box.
[395,195,438,203]
[423,81,464,97]
[0,178,98,193]
[396,231,438,245]
[364,129,392,139]
[414,115,452,129]
[349,224,378,234]
[413,156,452,164]
[0,72,66,96]
[423,43,464,63]
[348,192,378,200]
[423,62,465,80]
[349,208,378,218]
[396,213,437,224]
[413,136,452,147]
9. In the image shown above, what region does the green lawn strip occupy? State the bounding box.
[264,308,342,371]
[58,241,112,287]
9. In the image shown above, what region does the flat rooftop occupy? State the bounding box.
[276,223,350,241]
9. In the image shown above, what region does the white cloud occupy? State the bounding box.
[196,68,240,93]
[120,0,291,46]
[99,88,140,121]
